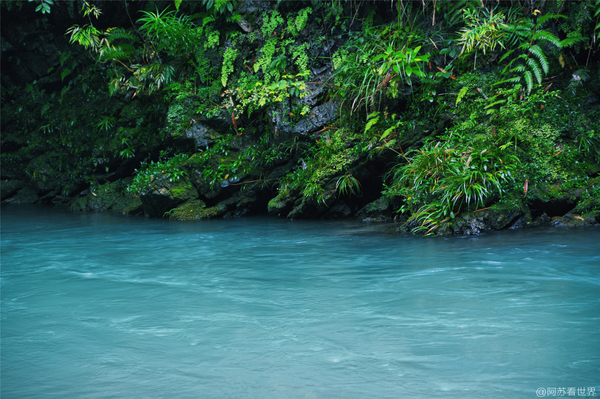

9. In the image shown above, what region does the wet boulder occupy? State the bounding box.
[267,188,300,216]
[356,196,394,222]
[450,201,526,236]
[139,176,199,217]
[167,200,228,221]
[328,201,352,219]
[3,184,39,204]
[550,212,598,228]
[0,179,27,201]
[287,186,336,219]
[70,179,143,215]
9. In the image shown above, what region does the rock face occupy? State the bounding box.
[271,70,339,142]
[166,199,227,221]
[185,122,218,148]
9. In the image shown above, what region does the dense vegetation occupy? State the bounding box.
[2,0,599,235]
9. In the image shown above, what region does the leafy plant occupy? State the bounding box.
[333,174,362,197]
[386,127,519,235]
[28,0,53,14]
[497,11,577,94]
[128,153,190,195]
[333,21,430,114]
[458,7,508,59]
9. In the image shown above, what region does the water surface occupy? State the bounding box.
[2,205,599,398]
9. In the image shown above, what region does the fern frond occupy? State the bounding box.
[106,28,136,42]
[532,30,561,48]
[494,77,521,85]
[456,86,469,107]
[528,45,548,74]
[499,48,517,63]
[559,33,585,48]
[524,70,533,94]
[537,13,566,25]
[502,53,526,73]
[527,58,543,84]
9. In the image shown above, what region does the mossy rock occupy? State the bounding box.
[550,212,598,228]
[3,185,39,204]
[140,176,199,217]
[0,179,27,201]
[70,179,142,214]
[167,200,228,221]
[448,200,526,236]
[356,196,392,221]
[267,188,300,216]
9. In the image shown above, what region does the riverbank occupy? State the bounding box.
[2,1,599,236]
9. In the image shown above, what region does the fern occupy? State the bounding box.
[456,86,469,106]
[528,45,548,74]
[537,13,566,25]
[261,10,283,38]
[532,30,561,48]
[364,113,380,133]
[291,43,310,75]
[106,27,136,42]
[523,70,533,93]
[526,57,542,84]
[221,47,239,87]
[295,8,312,33]
[495,10,564,94]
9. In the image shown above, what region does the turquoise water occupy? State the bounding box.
[2,205,599,398]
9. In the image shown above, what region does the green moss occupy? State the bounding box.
[167,200,229,221]
[267,188,299,215]
[70,179,142,214]
[170,182,197,200]
[167,200,209,221]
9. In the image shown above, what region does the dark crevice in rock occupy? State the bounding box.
[529,199,577,219]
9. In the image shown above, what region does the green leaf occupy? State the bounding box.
[61,68,72,81]
[174,0,182,10]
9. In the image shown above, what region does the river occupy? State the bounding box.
[1,205,599,398]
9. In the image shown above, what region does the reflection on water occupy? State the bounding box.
[2,205,599,398]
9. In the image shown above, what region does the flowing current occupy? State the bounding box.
[1,205,599,398]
